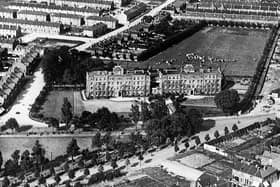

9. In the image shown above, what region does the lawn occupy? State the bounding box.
[40,91,134,120]
[40,90,85,120]
[143,27,271,77]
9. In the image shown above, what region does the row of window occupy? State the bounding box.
[89,86,149,90]
[165,74,219,80]
[91,75,148,81]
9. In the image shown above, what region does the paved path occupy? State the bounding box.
[0,67,46,126]
[20,0,175,52]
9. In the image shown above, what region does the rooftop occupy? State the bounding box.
[233,161,277,179]
[0,18,60,27]
[52,13,84,19]
[18,9,48,16]
[87,15,117,22]
[9,2,100,14]
[0,24,17,30]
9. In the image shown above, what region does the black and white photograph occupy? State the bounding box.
[0,0,279,186]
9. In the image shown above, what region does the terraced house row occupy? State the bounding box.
[0,2,119,29]
[17,0,122,9]
[86,64,222,98]
[0,45,42,111]
[176,0,280,25]
[0,62,26,111]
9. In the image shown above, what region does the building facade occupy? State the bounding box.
[83,23,107,37]
[0,8,16,19]
[54,0,113,10]
[154,64,222,95]
[8,2,100,17]
[51,13,83,26]
[17,10,48,22]
[232,162,278,187]
[0,18,60,34]
[86,16,118,29]
[86,66,150,98]
[0,25,21,38]
[86,64,222,99]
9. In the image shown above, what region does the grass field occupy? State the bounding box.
[144,27,271,77]
[40,91,134,120]
[40,91,85,120]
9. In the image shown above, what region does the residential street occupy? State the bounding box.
[0,67,46,127]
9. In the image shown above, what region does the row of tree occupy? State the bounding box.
[41,46,91,85]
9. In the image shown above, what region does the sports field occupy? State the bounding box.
[145,27,271,77]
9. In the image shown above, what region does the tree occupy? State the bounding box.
[74,182,82,187]
[138,154,144,167]
[142,15,153,23]
[50,167,56,176]
[91,152,98,166]
[32,140,46,168]
[61,97,73,125]
[4,159,18,175]
[214,89,240,113]
[174,143,179,153]
[5,118,19,131]
[67,138,80,162]
[102,132,112,146]
[131,104,140,129]
[187,109,203,134]
[150,98,168,120]
[195,137,201,145]
[38,175,46,185]
[141,102,151,122]
[62,68,73,84]
[48,117,59,129]
[11,150,20,167]
[224,126,229,135]
[54,174,61,184]
[2,176,10,187]
[184,142,189,149]
[20,150,31,171]
[68,170,75,179]
[105,151,111,162]
[125,158,130,168]
[64,162,70,172]
[92,132,102,148]
[78,159,84,168]
[0,151,2,170]
[34,169,40,178]
[205,134,210,142]
[84,168,90,176]
[111,159,118,170]
[214,130,220,139]
[232,124,238,132]
[98,164,104,173]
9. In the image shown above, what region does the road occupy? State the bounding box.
[20,0,176,51]
[4,0,175,127]
[27,112,276,186]
[0,67,46,127]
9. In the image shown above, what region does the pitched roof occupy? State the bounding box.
[233,162,277,179]
[87,15,117,22]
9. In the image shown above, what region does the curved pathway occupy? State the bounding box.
[0,67,46,127]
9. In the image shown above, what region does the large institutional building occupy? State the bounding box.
[86,66,151,98]
[86,64,222,98]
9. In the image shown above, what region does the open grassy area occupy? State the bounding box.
[40,90,85,120]
[143,27,271,77]
[40,91,134,120]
